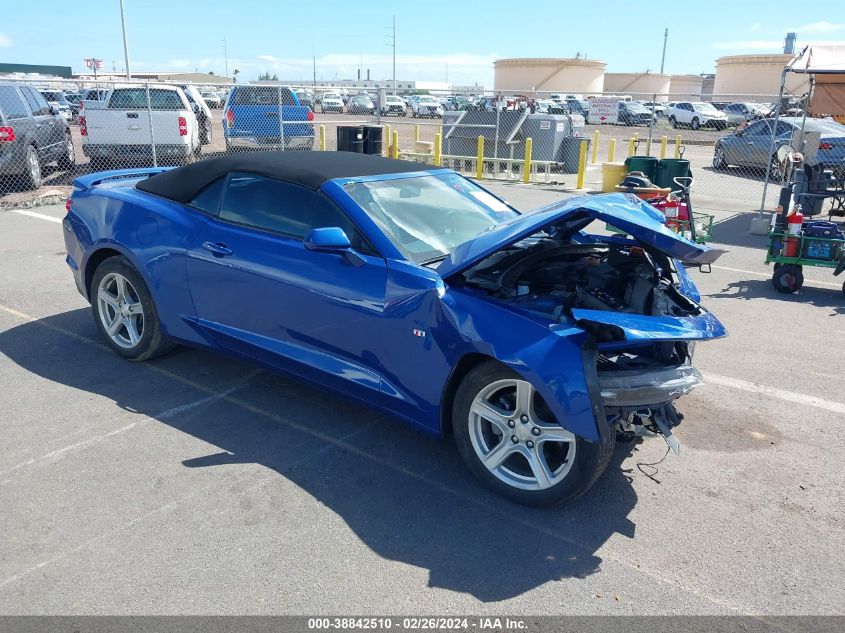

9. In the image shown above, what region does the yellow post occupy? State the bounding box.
[433,132,442,167]
[576,140,588,189]
[608,138,616,162]
[384,125,391,156]
[318,125,326,151]
[628,137,636,157]
[633,132,640,141]
[476,135,485,180]
[591,130,599,163]
[414,124,420,143]
[523,137,533,183]
[674,135,682,159]
[659,135,667,159]
[391,130,399,159]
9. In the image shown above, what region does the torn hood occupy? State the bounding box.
[437,193,723,279]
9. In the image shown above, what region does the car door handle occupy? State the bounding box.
[201,241,233,257]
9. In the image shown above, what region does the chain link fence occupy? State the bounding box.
[2,76,843,221]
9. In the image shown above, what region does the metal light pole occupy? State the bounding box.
[659,28,668,74]
[119,0,131,79]
[223,36,229,78]
[392,15,396,95]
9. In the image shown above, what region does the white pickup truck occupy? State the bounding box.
[80,85,201,166]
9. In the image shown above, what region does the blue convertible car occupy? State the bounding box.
[63,152,726,506]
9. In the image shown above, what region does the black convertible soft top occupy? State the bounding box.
[135,151,432,203]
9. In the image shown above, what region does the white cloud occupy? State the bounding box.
[797,21,843,34]
[0,33,12,47]
[713,40,782,50]
[257,54,278,62]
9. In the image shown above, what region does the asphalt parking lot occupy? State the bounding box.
[1,183,843,615]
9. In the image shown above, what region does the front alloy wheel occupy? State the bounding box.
[453,362,614,506]
[468,378,576,490]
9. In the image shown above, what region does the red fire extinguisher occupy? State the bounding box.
[785,206,804,258]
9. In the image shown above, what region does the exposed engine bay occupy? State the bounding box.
[459,238,703,327]
[458,234,707,452]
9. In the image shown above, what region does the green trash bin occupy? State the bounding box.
[624,156,659,183]
[656,158,691,189]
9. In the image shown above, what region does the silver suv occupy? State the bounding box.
[0,82,74,189]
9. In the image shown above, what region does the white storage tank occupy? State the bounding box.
[493,58,606,95]
[603,72,670,97]
[714,54,809,97]
[669,75,703,99]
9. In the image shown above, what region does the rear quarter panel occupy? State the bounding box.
[68,184,209,344]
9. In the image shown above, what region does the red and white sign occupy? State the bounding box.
[84,58,103,70]
[588,97,619,125]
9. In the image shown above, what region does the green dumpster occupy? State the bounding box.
[624,156,659,183]
[656,158,691,189]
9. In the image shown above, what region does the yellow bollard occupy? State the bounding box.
[628,137,636,157]
[634,132,640,141]
[414,124,420,143]
[392,130,399,159]
[608,138,616,162]
[433,132,442,167]
[674,135,682,159]
[523,137,533,183]
[476,135,485,180]
[576,140,588,189]
[591,130,599,164]
[384,125,391,156]
[659,135,667,159]
[319,125,326,151]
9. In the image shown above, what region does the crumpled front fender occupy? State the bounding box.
[444,290,605,442]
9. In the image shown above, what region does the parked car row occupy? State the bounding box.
[0,81,75,188]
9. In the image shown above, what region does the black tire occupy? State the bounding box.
[771,264,804,294]
[57,133,76,171]
[691,117,700,130]
[22,145,42,190]
[452,361,614,507]
[90,256,174,361]
[841,281,845,298]
[670,116,678,129]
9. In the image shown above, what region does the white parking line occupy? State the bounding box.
[706,373,845,415]
[712,264,841,288]
[6,209,63,224]
[156,369,261,420]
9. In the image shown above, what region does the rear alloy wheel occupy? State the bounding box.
[91,256,174,360]
[23,145,42,190]
[712,145,727,170]
[452,362,614,506]
[691,117,700,130]
[58,134,76,170]
[771,264,804,294]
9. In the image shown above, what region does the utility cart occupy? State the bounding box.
[766,220,845,295]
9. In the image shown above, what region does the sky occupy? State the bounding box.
[2,0,844,85]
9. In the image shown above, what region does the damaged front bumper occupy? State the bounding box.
[598,364,703,409]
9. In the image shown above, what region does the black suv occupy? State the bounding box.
[0,82,74,189]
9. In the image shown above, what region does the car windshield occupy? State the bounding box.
[419,97,438,104]
[343,173,519,264]
[693,102,719,114]
[387,96,402,103]
[625,102,648,113]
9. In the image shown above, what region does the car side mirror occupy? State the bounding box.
[49,105,59,115]
[734,128,744,136]
[304,227,351,252]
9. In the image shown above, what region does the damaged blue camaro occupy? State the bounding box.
[63,152,726,506]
